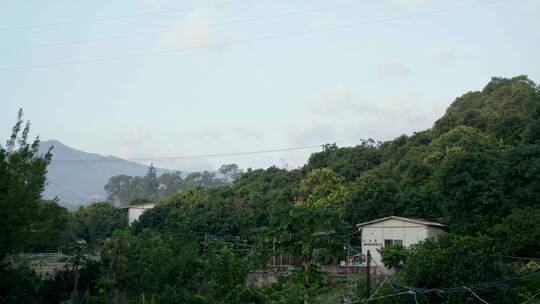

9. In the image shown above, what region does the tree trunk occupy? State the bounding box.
[303,261,310,304]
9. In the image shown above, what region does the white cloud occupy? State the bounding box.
[142,0,167,8]
[310,12,339,30]
[407,113,432,125]
[194,126,263,140]
[386,0,431,10]
[289,120,335,145]
[117,126,153,159]
[430,48,456,65]
[113,124,265,172]
[308,85,385,118]
[379,62,411,78]
[197,127,223,140]
[305,86,427,122]
[526,0,540,8]
[115,127,220,172]
[288,85,440,146]
[232,127,262,139]
[156,157,216,173]
[160,8,228,49]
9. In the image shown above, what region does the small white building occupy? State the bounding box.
[120,203,155,225]
[356,216,445,266]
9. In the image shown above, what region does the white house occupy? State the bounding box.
[119,203,155,225]
[356,216,445,266]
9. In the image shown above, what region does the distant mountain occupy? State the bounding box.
[38,140,171,210]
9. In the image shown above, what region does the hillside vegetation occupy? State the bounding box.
[1,76,539,303]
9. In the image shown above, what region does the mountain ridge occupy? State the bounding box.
[39,139,172,209]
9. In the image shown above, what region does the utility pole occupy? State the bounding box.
[366,250,371,298]
[347,243,352,296]
[72,256,79,304]
[272,238,276,266]
[72,240,85,304]
[345,241,353,303]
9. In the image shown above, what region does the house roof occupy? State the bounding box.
[117,202,155,209]
[356,216,444,228]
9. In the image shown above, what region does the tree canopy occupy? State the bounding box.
[0,109,53,259]
[3,76,540,303]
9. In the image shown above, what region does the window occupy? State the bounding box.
[384,239,404,247]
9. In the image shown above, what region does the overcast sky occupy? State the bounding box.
[1,0,539,172]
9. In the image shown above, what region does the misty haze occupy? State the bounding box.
[1,1,540,304]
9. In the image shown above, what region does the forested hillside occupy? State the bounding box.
[136,75,540,247]
[305,75,540,239]
[2,76,539,303]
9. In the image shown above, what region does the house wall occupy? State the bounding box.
[127,204,155,225]
[361,218,430,266]
[426,227,445,239]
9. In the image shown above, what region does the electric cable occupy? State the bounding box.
[0,0,504,72]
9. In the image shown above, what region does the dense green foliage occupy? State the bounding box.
[27,199,71,252]
[376,234,540,304]
[379,244,407,269]
[69,202,127,250]
[0,109,52,260]
[2,76,540,303]
[337,76,540,242]
[104,163,242,205]
[403,235,513,302]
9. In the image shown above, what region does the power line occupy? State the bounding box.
[364,277,389,302]
[0,0,253,32]
[0,0,504,72]
[355,288,540,304]
[522,291,540,304]
[412,292,420,304]
[464,286,490,304]
[391,270,540,294]
[392,273,539,295]
[0,0,378,52]
[48,144,323,166]
[353,272,540,303]
[503,256,540,262]
[351,291,412,303]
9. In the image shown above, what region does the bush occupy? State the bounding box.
[379,244,408,269]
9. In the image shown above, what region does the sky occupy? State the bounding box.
[1,0,539,172]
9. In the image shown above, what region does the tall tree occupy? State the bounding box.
[144,163,159,201]
[297,168,350,218]
[305,140,382,181]
[199,246,250,303]
[0,109,52,259]
[28,199,70,252]
[432,126,506,234]
[272,205,345,304]
[158,171,184,197]
[104,174,134,204]
[218,163,243,182]
[71,202,127,248]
